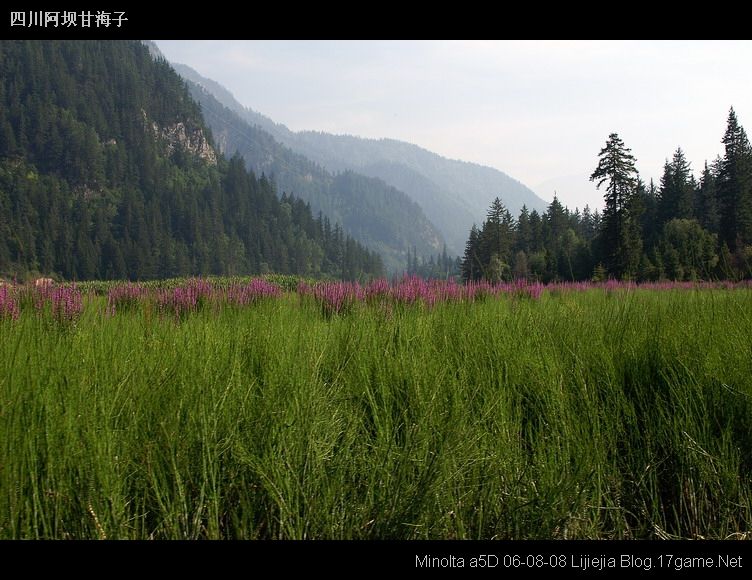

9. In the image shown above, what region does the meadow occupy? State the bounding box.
[1,277,751,539]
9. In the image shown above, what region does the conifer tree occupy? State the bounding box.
[590,133,642,278]
[697,160,720,234]
[461,224,482,282]
[515,205,532,252]
[637,178,660,250]
[658,148,695,225]
[479,197,514,281]
[718,107,752,250]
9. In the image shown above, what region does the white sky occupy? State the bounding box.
[155,40,752,212]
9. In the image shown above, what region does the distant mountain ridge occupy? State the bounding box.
[170,61,548,255]
[177,66,444,272]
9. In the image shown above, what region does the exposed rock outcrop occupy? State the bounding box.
[143,109,217,165]
[157,121,217,165]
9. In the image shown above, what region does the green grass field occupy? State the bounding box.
[1,287,751,539]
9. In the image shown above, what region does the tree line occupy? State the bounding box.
[405,244,461,279]
[462,108,752,282]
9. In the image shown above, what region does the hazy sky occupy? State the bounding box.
[155,40,752,212]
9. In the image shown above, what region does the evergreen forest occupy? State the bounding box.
[0,40,383,281]
[461,113,752,282]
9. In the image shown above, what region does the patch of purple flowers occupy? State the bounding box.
[299,275,549,315]
[299,281,366,316]
[225,278,282,306]
[299,276,752,315]
[153,277,283,320]
[155,283,204,320]
[107,282,148,316]
[0,284,19,321]
[23,281,83,324]
[50,284,83,324]
[5,275,750,324]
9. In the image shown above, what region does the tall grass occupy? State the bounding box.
[0,287,750,538]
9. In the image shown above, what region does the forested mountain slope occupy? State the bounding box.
[0,40,383,280]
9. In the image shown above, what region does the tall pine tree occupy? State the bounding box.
[590,133,642,279]
[479,197,514,281]
[717,107,752,251]
[658,147,695,224]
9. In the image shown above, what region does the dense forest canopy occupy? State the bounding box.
[462,109,752,282]
[0,40,383,281]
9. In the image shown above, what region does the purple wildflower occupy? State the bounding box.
[51,284,83,324]
[107,282,148,316]
[0,284,20,321]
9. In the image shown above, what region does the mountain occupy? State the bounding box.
[172,64,444,272]
[172,63,548,254]
[0,40,383,280]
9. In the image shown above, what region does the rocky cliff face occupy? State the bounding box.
[143,110,217,165]
[156,121,218,165]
